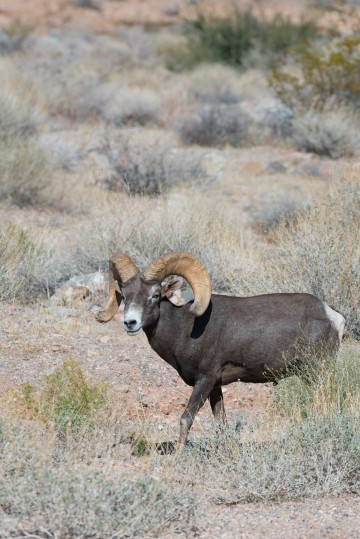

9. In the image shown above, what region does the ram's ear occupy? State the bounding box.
[161,276,186,306]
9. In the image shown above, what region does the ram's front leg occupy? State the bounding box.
[179,377,215,445]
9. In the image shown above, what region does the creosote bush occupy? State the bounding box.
[20,360,107,432]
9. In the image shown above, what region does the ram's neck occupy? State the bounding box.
[143,301,187,371]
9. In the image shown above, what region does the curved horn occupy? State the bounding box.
[96,254,139,323]
[143,252,211,316]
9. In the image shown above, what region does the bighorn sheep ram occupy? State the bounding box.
[96,252,345,444]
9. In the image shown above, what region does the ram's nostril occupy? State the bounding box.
[124,319,137,329]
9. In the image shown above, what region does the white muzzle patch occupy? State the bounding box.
[123,305,143,336]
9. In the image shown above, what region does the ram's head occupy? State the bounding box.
[96,252,212,335]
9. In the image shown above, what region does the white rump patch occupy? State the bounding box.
[323,302,345,342]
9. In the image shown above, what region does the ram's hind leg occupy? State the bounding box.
[209,387,226,423]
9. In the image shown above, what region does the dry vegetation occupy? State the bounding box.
[1,0,360,537]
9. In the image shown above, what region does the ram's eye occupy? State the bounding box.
[152,293,160,300]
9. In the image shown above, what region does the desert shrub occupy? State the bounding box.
[256,15,318,56]
[103,88,160,127]
[39,134,82,171]
[182,8,318,68]
[0,139,49,206]
[292,106,360,158]
[0,72,51,206]
[185,9,257,67]
[0,225,51,302]
[252,192,304,232]
[178,104,250,147]
[250,99,294,140]
[105,141,207,194]
[270,34,360,111]
[0,424,195,538]
[0,89,38,141]
[19,361,107,432]
[267,178,360,337]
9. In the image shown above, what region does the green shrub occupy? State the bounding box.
[182,8,318,68]
[270,34,360,110]
[20,361,107,432]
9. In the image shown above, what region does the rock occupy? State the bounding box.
[266,161,287,174]
[71,0,102,10]
[163,4,179,16]
[242,160,264,175]
[137,393,149,407]
[61,285,91,305]
[118,385,130,394]
[99,335,110,344]
[51,271,106,305]
[296,159,323,178]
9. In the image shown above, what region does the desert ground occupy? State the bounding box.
[0,0,360,537]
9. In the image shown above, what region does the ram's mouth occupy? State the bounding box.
[126,327,142,336]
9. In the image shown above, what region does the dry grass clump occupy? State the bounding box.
[176,410,360,504]
[272,345,360,420]
[75,193,262,294]
[0,225,50,303]
[266,177,360,336]
[0,139,49,206]
[0,88,38,141]
[0,64,51,206]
